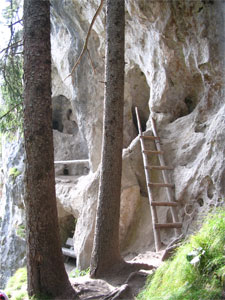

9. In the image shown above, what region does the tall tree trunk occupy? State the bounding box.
[23,1,77,298]
[90,0,125,278]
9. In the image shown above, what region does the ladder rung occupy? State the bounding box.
[146,165,173,170]
[148,183,174,188]
[154,223,182,229]
[143,150,164,155]
[151,201,178,207]
[140,135,160,141]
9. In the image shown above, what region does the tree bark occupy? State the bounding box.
[90,0,125,278]
[23,1,77,298]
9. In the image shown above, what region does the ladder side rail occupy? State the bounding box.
[135,107,162,251]
[142,146,162,252]
[135,107,143,136]
[150,117,181,235]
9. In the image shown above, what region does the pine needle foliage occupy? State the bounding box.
[137,208,225,300]
[0,53,23,133]
[0,0,23,136]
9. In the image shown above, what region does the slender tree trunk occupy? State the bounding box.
[90,0,125,278]
[23,1,77,298]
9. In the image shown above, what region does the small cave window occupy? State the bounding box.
[52,109,64,132]
[176,95,197,120]
[184,97,196,114]
[67,109,73,120]
[63,108,78,135]
[53,120,59,130]
[52,95,71,133]
[197,198,204,207]
[63,164,69,175]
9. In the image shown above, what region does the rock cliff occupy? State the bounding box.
[0,139,26,287]
[51,0,225,269]
[0,0,224,287]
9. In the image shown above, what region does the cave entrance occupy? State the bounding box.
[124,64,150,146]
[52,95,78,135]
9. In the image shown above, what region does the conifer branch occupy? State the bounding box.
[0,40,23,54]
[0,103,22,121]
[8,19,23,27]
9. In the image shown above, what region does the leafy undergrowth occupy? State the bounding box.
[69,267,90,278]
[137,208,225,300]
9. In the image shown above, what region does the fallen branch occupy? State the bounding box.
[64,0,104,80]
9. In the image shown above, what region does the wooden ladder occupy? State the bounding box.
[135,107,181,252]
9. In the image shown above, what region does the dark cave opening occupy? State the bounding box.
[52,95,78,134]
[125,64,150,140]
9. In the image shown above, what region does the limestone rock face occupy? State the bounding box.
[50,0,225,269]
[1,0,224,283]
[0,139,26,288]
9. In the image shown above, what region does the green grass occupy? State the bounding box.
[4,267,28,300]
[137,208,225,300]
[4,268,51,300]
[3,266,90,299]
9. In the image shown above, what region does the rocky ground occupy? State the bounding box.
[65,251,163,300]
